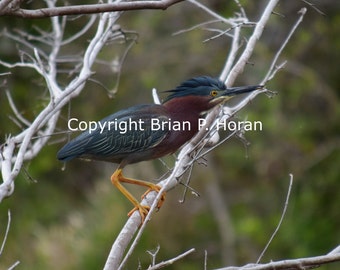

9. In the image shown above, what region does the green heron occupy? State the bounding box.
[57,76,261,221]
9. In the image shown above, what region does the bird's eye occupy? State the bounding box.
[210,90,218,97]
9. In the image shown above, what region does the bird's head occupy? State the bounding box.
[163,76,263,109]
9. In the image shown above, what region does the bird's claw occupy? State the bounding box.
[127,186,166,223]
[127,204,150,223]
[141,185,166,210]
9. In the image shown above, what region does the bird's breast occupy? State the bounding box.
[153,115,200,156]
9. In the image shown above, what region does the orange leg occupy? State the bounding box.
[110,168,166,223]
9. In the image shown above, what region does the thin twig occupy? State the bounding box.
[262,8,307,84]
[146,245,161,266]
[265,61,286,82]
[301,0,325,15]
[172,19,222,36]
[256,174,294,263]
[6,90,31,127]
[178,161,196,203]
[0,210,11,255]
[8,261,20,270]
[0,210,20,268]
[146,248,195,270]
[188,0,239,25]
[233,0,246,18]
[203,22,256,43]
[61,15,97,45]
[215,247,340,270]
[328,245,340,255]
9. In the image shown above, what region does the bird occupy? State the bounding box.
[57,76,262,222]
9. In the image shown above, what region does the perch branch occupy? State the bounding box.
[104,1,280,268]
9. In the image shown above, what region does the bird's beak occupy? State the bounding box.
[224,85,263,97]
[212,85,264,103]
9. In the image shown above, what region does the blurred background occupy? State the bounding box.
[0,0,339,269]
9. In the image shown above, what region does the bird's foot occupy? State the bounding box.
[141,185,166,210]
[127,204,150,223]
[127,185,166,223]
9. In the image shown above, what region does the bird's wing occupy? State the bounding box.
[86,113,169,157]
[57,104,170,161]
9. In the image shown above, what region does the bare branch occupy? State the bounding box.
[214,246,340,270]
[225,0,280,86]
[0,0,13,11]
[0,7,124,201]
[0,0,185,18]
[219,24,241,81]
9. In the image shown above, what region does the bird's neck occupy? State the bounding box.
[163,96,212,120]
[162,96,216,138]
[155,96,216,153]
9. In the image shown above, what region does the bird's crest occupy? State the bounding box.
[163,76,226,103]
